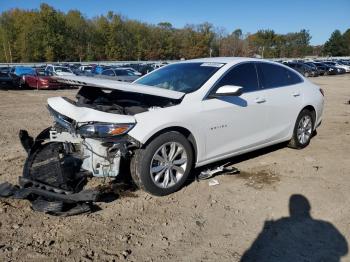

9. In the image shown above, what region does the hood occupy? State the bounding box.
[54,75,185,100]
[48,96,136,124]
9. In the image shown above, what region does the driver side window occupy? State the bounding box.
[214,63,260,93]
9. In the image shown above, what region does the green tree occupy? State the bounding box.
[323,30,348,56]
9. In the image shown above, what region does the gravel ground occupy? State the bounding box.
[0,75,349,261]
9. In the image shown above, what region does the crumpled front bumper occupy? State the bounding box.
[46,106,122,177]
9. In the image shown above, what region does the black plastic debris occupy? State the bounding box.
[0,129,103,216]
[0,182,19,197]
[19,130,34,153]
[0,179,100,216]
[31,199,92,216]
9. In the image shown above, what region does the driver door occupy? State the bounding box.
[199,62,269,162]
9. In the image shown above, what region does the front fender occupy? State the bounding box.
[128,107,205,165]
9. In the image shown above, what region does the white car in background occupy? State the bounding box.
[78,65,93,72]
[29,58,324,196]
[324,61,350,73]
[45,65,75,76]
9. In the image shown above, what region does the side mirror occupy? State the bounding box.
[210,85,243,98]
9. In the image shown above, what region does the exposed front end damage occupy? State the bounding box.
[46,104,144,181]
[42,84,182,181]
[0,82,184,215]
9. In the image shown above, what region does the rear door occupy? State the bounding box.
[200,62,270,161]
[256,62,304,142]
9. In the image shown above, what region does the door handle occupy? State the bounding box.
[255,97,266,104]
[292,92,301,97]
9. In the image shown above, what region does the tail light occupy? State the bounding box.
[319,88,324,96]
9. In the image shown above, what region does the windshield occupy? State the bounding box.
[135,62,223,93]
[55,67,72,73]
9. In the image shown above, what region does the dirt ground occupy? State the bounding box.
[0,75,349,262]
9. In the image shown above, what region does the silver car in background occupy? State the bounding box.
[96,68,140,82]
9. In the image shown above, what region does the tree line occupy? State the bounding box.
[0,4,349,63]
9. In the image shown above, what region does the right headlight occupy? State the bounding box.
[78,123,134,138]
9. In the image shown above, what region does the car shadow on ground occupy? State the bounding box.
[188,141,289,184]
[189,130,318,183]
[240,194,348,262]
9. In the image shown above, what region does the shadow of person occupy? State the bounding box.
[241,194,348,262]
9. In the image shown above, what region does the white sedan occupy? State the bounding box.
[32,58,324,196]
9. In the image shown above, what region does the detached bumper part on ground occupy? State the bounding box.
[0,129,105,216]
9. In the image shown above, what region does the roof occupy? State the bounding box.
[186,57,261,64]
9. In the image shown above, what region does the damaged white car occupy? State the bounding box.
[22,58,324,196]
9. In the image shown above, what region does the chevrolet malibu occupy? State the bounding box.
[23,58,324,196]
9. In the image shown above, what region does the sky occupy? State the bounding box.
[0,0,349,45]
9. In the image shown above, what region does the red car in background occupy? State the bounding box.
[22,69,65,90]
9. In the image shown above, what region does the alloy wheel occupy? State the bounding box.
[297,115,312,145]
[150,142,188,188]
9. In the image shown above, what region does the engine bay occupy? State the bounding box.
[72,86,182,115]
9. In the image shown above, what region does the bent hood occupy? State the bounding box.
[48,97,136,124]
[54,75,185,100]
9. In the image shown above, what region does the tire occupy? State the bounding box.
[304,72,310,77]
[130,131,193,196]
[288,109,315,149]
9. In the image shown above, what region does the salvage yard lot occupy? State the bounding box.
[0,75,350,261]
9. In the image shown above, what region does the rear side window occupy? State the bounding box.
[257,62,302,88]
[286,68,303,85]
[215,63,259,93]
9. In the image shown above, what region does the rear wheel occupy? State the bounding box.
[130,132,193,196]
[288,109,314,149]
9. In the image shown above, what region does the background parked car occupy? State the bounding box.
[284,62,318,77]
[313,62,338,75]
[323,61,350,73]
[22,69,64,90]
[91,65,107,74]
[10,66,36,77]
[45,65,76,76]
[10,66,38,88]
[78,65,93,72]
[0,71,21,89]
[305,62,324,75]
[96,68,140,82]
[116,67,142,76]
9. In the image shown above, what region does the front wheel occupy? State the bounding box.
[288,109,314,149]
[130,132,193,196]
